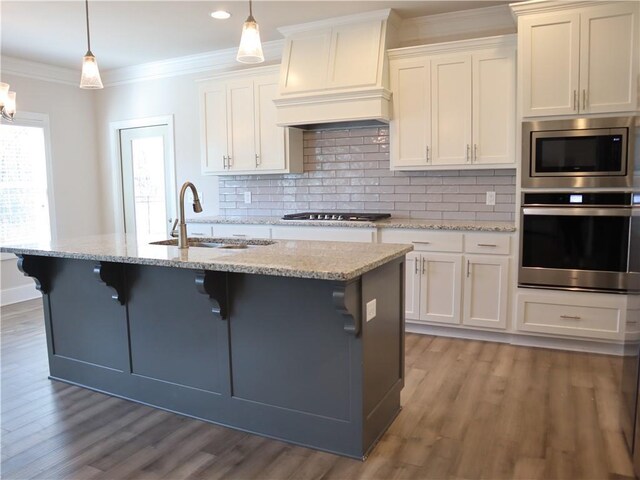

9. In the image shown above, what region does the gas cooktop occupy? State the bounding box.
[282,212,391,222]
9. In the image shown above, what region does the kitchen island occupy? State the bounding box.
[1,235,412,459]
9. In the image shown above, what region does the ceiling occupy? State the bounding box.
[1,1,511,71]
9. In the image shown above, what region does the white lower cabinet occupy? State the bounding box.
[420,254,463,325]
[516,289,626,341]
[463,255,509,329]
[186,224,213,237]
[210,224,271,239]
[271,226,376,242]
[384,230,511,331]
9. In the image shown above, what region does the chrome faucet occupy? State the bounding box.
[174,181,203,249]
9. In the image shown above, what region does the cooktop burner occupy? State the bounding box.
[282,212,391,222]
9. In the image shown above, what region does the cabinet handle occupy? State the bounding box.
[466,144,470,163]
[560,315,581,320]
[477,243,497,247]
[414,258,419,275]
[573,90,577,111]
[426,146,430,164]
[232,234,247,237]
[582,89,587,110]
[413,241,431,245]
[466,259,470,278]
[473,144,478,162]
[255,153,260,167]
[422,257,426,274]
[222,155,227,169]
[227,155,233,167]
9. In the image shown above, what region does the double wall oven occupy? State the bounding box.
[519,116,639,293]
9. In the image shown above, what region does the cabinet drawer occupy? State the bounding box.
[210,224,271,239]
[271,226,375,243]
[378,229,463,252]
[464,233,510,255]
[516,292,624,340]
[187,224,213,237]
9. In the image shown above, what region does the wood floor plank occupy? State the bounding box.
[1,299,637,480]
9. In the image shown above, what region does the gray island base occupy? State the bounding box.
[5,236,410,459]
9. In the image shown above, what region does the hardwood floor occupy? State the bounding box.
[1,299,636,480]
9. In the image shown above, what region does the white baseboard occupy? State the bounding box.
[0,284,40,307]
[406,321,625,356]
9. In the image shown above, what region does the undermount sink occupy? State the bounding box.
[150,237,275,249]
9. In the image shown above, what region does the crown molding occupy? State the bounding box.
[102,39,285,87]
[399,5,516,46]
[388,34,516,59]
[509,0,617,17]
[1,56,78,86]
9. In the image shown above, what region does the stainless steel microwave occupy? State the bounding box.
[522,116,639,189]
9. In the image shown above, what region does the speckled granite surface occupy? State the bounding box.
[0,234,413,281]
[188,216,516,232]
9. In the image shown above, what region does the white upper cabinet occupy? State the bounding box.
[430,55,472,166]
[388,35,516,171]
[389,58,431,167]
[516,1,639,117]
[199,67,303,176]
[472,50,516,165]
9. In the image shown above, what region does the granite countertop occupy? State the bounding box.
[0,234,412,281]
[188,216,516,232]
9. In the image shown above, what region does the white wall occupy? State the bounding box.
[1,73,102,305]
[94,73,220,233]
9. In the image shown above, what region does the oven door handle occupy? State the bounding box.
[522,207,632,217]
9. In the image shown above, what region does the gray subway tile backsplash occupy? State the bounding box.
[218,126,516,221]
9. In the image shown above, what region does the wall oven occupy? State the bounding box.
[522,116,638,189]
[519,192,639,293]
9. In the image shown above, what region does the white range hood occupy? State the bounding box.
[274,9,400,128]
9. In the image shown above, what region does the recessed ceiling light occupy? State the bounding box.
[210,10,231,20]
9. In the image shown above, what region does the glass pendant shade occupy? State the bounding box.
[80,52,104,89]
[236,16,264,64]
[3,91,16,119]
[0,82,9,106]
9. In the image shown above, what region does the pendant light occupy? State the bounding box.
[0,82,17,121]
[79,0,103,89]
[236,0,264,64]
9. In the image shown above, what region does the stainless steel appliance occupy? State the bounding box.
[519,192,640,293]
[282,212,391,222]
[522,116,638,189]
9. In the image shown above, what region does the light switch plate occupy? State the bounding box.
[366,299,377,322]
[244,192,252,204]
[486,191,496,206]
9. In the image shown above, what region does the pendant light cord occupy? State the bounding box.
[85,0,91,53]
[249,0,253,17]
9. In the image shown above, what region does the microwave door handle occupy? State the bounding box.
[523,207,632,217]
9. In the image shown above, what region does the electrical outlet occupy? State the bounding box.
[486,191,496,206]
[366,299,377,322]
[244,192,252,204]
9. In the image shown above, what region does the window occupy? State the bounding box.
[0,114,54,246]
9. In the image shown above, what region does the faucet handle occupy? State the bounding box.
[170,218,179,238]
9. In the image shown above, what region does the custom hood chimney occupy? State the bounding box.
[274,9,400,128]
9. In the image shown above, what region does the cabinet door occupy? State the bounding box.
[226,80,255,171]
[404,252,421,321]
[520,13,580,117]
[201,82,228,174]
[419,254,462,325]
[472,49,515,165]
[389,58,431,168]
[254,77,286,171]
[431,55,472,166]
[463,255,508,330]
[580,3,638,114]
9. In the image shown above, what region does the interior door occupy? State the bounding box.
[120,125,176,242]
